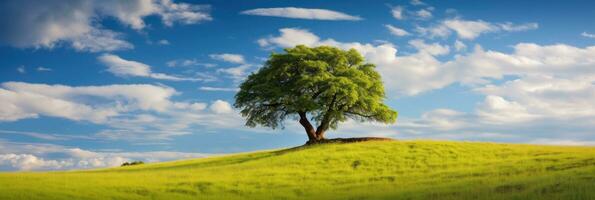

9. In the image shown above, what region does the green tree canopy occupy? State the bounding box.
[234,45,397,143]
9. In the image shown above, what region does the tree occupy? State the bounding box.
[234,45,397,143]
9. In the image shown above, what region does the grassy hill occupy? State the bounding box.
[1,140,595,200]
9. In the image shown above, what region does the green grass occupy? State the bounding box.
[1,140,595,200]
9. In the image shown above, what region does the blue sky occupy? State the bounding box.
[1,0,594,171]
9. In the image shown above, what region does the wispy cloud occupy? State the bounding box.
[385,24,410,36]
[416,19,538,40]
[36,66,52,72]
[0,130,93,141]
[199,87,239,92]
[582,32,595,38]
[98,54,205,81]
[16,66,25,74]
[241,7,362,21]
[209,53,245,64]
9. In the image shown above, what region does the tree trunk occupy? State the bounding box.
[313,95,335,142]
[315,120,328,140]
[298,112,317,142]
[315,129,326,140]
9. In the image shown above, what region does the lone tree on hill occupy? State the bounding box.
[234,45,397,143]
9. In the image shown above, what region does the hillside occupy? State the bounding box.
[1,140,595,200]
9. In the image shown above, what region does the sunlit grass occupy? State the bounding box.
[1,140,595,199]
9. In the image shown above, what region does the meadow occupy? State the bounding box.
[1,140,595,200]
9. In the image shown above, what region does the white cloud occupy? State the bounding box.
[167,59,215,67]
[390,6,405,20]
[454,40,466,51]
[0,0,211,52]
[0,130,93,141]
[408,39,450,56]
[498,22,538,32]
[410,0,426,6]
[390,5,433,21]
[0,82,177,122]
[199,87,239,92]
[415,9,432,19]
[0,141,209,171]
[415,24,451,38]
[167,59,195,67]
[258,28,320,48]
[0,82,248,140]
[475,75,595,124]
[443,19,496,39]
[217,64,254,81]
[240,7,362,21]
[16,66,25,74]
[70,29,133,52]
[476,95,538,124]
[258,28,595,97]
[210,100,233,114]
[385,75,595,145]
[582,32,595,39]
[257,28,453,95]
[99,54,152,77]
[157,39,170,45]
[385,25,409,36]
[0,153,68,171]
[417,19,538,40]
[156,0,212,26]
[209,53,245,64]
[36,67,52,72]
[98,54,204,81]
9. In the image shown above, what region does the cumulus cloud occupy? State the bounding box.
[390,6,405,20]
[209,53,245,64]
[385,25,410,36]
[408,39,450,56]
[417,19,538,40]
[0,141,209,171]
[0,0,211,52]
[258,28,595,97]
[0,81,245,140]
[240,7,362,21]
[386,75,595,145]
[98,54,205,81]
[258,28,320,48]
[415,9,432,19]
[476,75,595,124]
[0,82,176,122]
[443,19,495,39]
[210,100,233,114]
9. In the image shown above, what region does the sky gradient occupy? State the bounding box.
[1,0,595,171]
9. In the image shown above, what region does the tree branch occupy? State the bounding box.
[345,111,376,118]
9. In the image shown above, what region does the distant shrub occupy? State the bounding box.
[121,161,144,167]
[351,160,362,169]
